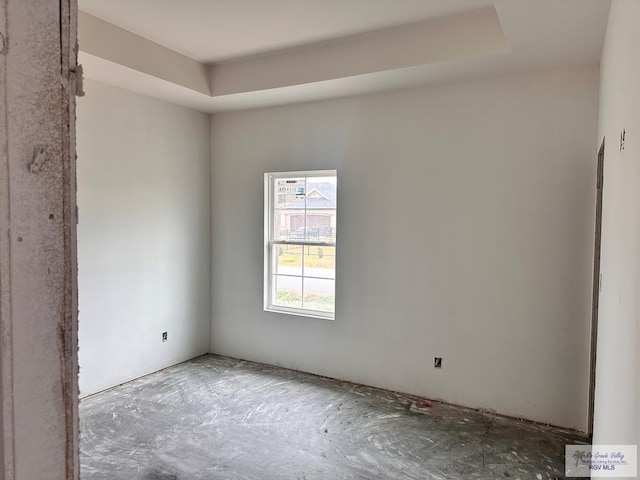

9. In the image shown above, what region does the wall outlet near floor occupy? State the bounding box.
[162,331,168,343]
[434,357,442,368]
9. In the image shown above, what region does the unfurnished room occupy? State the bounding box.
[0,0,639,479]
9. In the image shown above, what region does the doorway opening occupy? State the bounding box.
[587,137,605,437]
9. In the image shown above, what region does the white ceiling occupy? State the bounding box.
[77,0,611,113]
[78,0,491,63]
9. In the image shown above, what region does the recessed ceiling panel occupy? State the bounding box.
[78,0,492,62]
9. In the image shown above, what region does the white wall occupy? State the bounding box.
[210,66,599,431]
[593,0,640,448]
[77,79,211,397]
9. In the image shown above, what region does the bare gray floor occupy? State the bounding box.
[80,355,587,480]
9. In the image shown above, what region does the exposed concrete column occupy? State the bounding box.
[0,1,78,479]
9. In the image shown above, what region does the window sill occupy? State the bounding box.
[265,306,335,321]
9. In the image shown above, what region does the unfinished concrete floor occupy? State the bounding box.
[80,355,587,480]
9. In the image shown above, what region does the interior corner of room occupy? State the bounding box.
[9,0,639,477]
[78,65,602,428]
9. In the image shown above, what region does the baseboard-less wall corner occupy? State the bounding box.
[80,352,207,399]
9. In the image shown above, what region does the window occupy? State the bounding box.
[264,170,337,319]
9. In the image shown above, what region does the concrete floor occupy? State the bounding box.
[80,355,587,480]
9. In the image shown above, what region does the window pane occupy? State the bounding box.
[306,177,336,198]
[275,193,305,209]
[273,275,302,309]
[274,178,306,209]
[273,244,302,276]
[293,217,336,242]
[305,177,336,242]
[303,278,335,313]
[303,245,335,279]
[273,177,307,208]
[273,208,305,241]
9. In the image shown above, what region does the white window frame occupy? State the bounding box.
[264,170,337,320]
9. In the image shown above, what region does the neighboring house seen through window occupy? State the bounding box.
[264,170,337,319]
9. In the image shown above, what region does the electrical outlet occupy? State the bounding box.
[434,357,442,368]
[162,331,168,343]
